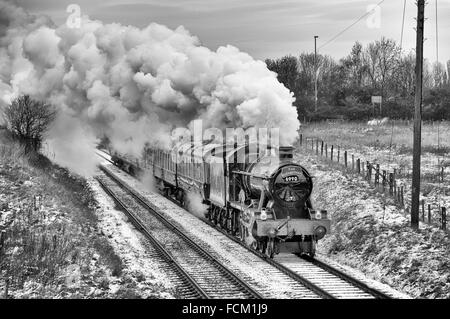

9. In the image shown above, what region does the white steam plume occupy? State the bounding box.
[185,192,208,219]
[0,1,300,176]
[138,170,156,193]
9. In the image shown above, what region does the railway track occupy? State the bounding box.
[204,218,391,299]
[95,150,394,299]
[96,150,114,163]
[96,166,263,299]
[298,255,391,299]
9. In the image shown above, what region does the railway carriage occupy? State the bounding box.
[110,139,331,258]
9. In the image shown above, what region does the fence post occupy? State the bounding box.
[428,204,431,223]
[4,278,9,299]
[321,141,324,156]
[344,151,348,168]
[0,230,5,256]
[382,170,386,191]
[357,158,361,174]
[421,200,425,221]
[337,147,340,163]
[442,207,447,230]
[352,154,355,171]
[300,134,303,146]
[311,138,314,151]
[374,164,380,186]
[325,144,328,158]
[331,145,334,161]
[316,139,319,155]
[389,173,394,195]
[393,168,397,186]
[367,162,371,183]
[401,186,404,206]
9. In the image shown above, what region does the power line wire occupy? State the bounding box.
[400,0,407,49]
[318,0,387,50]
[435,0,439,63]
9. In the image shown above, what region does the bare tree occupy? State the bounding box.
[362,37,401,98]
[341,42,365,88]
[393,52,416,97]
[3,95,56,152]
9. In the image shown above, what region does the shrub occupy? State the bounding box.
[3,95,56,153]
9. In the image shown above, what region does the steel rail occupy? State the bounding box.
[99,165,263,299]
[96,176,209,299]
[300,255,391,299]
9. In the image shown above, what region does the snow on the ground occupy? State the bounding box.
[87,176,175,298]
[299,140,450,222]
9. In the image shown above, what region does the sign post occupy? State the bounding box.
[371,96,382,116]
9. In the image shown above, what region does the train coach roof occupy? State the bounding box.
[171,141,278,161]
[164,141,278,161]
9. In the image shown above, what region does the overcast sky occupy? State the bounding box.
[13,0,450,64]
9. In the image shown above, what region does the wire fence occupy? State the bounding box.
[299,134,448,231]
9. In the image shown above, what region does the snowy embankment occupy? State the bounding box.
[0,140,175,298]
[296,150,450,298]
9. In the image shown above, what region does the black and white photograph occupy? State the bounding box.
[0,0,449,307]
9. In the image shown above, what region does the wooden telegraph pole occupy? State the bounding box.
[411,0,425,229]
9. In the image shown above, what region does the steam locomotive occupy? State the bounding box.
[110,139,330,258]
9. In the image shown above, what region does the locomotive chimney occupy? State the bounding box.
[279,146,294,161]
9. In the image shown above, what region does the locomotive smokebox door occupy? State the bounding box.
[270,165,313,219]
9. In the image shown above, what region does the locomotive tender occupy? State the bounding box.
[110,139,331,257]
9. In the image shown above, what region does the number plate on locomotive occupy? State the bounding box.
[283,175,299,182]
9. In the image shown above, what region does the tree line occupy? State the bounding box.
[265,37,450,121]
